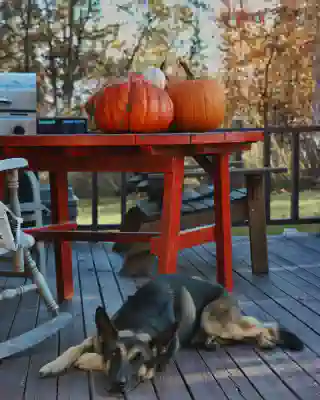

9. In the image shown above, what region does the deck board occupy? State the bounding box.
[191,244,320,400]
[182,247,303,400]
[23,246,58,400]
[57,246,90,400]
[176,251,265,400]
[102,243,174,400]
[1,234,320,399]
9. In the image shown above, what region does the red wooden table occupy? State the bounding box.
[0,131,263,303]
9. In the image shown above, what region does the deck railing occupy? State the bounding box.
[264,125,320,225]
[83,126,320,230]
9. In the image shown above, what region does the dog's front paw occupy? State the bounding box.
[138,364,156,380]
[74,353,104,371]
[39,361,63,378]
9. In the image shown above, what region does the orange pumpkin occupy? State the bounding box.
[85,73,174,133]
[162,59,225,132]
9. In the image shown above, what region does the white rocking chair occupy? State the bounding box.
[0,158,72,360]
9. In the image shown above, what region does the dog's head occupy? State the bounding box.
[95,306,178,394]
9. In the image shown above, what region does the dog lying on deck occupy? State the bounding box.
[39,274,303,394]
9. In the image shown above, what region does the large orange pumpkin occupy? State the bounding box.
[162,59,225,132]
[85,73,174,133]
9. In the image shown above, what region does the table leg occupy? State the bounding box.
[0,172,5,200]
[212,154,233,291]
[49,172,73,303]
[157,157,184,274]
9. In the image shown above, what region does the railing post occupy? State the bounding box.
[91,172,98,230]
[263,127,271,223]
[291,132,300,222]
[120,172,127,225]
[231,118,244,163]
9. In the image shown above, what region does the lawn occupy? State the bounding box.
[76,190,320,235]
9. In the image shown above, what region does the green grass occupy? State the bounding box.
[77,190,320,235]
[77,195,137,225]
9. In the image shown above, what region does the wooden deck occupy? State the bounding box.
[1,233,320,399]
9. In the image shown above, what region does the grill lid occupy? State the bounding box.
[0,73,37,112]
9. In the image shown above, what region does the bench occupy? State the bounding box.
[114,158,286,277]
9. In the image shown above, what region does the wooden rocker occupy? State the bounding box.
[0,158,72,360]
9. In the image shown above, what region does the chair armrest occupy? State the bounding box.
[0,158,28,172]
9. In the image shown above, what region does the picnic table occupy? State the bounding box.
[0,130,263,302]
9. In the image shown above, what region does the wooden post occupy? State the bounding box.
[212,153,233,291]
[156,156,184,274]
[49,171,73,303]
[246,173,268,274]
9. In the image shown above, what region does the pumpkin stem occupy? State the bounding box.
[160,58,169,82]
[160,59,167,72]
[177,58,195,80]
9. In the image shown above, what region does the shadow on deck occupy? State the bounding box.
[1,233,320,399]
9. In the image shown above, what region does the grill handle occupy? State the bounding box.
[0,98,12,105]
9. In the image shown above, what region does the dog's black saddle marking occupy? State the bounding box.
[152,274,225,345]
[112,280,176,339]
[112,274,224,347]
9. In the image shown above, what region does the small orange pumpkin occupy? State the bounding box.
[85,73,174,133]
[162,59,225,132]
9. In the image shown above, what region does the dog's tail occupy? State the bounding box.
[277,326,304,351]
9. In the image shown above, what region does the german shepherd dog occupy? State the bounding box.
[39,274,303,395]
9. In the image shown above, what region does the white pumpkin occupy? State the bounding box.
[142,67,167,89]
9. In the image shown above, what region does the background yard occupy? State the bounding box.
[76,190,320,235]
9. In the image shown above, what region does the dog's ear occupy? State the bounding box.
[150,321,179,351]
[95,306,118,341]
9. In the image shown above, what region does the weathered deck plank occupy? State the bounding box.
[176,252,266,400]
[182,247,306,400]
[102,243,172,400]
[1,234,320,399]
[0,271,39,400]
[76,241,118,400]
[57,245,91,400]
[192,243,320,399]
[23,246,59,400]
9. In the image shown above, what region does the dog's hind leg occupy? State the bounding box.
[39,336,95,377]
[175,286,197,344]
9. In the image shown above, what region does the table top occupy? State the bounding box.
[0,130,264,147]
